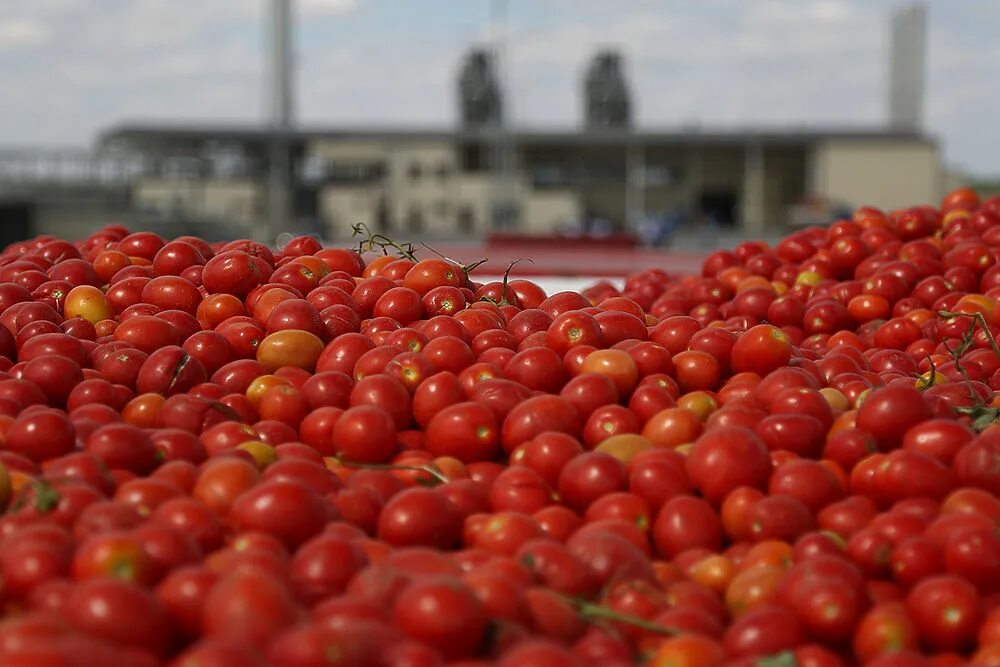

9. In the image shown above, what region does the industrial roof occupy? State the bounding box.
[100,122,935,149]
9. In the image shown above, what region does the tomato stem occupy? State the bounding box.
[754,651,799,667]
[418,242,489,282]
[329,458,450,485]
[351,223,419,262]
[166,352,194,395]
[916,355,938,392]
[938,310,1000,359]
[936,309,1000,418]
[12,480,62,514]
[557,595,679,637]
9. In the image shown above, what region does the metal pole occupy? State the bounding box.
[625,140,645,233]
[265,0,294,243]
[490,0,515,232]
[744,141,766,236]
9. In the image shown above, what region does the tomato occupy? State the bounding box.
[62,285,113,324]
[546,311,604,355]
[557,452,626,512]
[853,602,918,664]
[501,394,581,453]
[647,633,725,667]
[350,374,411,430]
[582,403,641,448]
[905,575,981,652]
[5,408,76,462]
[504,347,566,393]
[579,349,639,397]
[65,578,170,655]
[672,350,721,392]
[686,426,772,503]
[202,569,300,648]
[72,531,155,584]
[653,495,723,558]
[229,479,327,549]
[391,577,488,659]
[331,405,398,463]
[425,402,499,463]
[378,486,461,549]
[856,384,933,449]
[256,329,325,371]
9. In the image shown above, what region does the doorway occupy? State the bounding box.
[0,202,34,248]
[698,189,738,226]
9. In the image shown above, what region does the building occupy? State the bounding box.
[95,122,942,243]
[1,12,945,245]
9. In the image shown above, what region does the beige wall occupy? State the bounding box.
[309,140,387,162]
[523,190,582,233]
[201,181,262,224]
[452,174,492,235]
[810,139,941,211]
[318,184,382,239]
[134,179,262,225]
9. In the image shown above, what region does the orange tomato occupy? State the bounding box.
[725,564,786,617]
[92,250,132,284]
[941,186,980,213]
[738,540,794,571]
[641,408,703,449]
[580,349,639,396]
[647,634,725,667]
[197,293,246,330]
[595,434,653,464]
[256,330,325,372]
[192,457,259,516]
[361,255,396,278]
[686,554,735,594]
[64,285,113,323]
[245,375,291,409]
[95,319,118,337]
[0,460,10,512]
[290,255,330,279]
[676,391,718,420]
[122,393,166,428]
[251,287,299,324]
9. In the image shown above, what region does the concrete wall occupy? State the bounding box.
[317,184,382,239]
[523,190,582,233]
[810,139,941,211]
[134,179,262,226]
[309,140,387,162]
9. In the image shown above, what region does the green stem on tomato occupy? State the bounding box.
[938,310,1000,359]
[351,222,419,262]
[329,457,450,485]
[557,595,680,637]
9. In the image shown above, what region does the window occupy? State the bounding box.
[406,207,425,233]
[408,162,422,181]
[437,164,452,181]
[457,206,475,234]
[327,162,384,184]
[461,144,484,172]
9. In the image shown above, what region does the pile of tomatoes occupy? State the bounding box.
[1,188,1000,666]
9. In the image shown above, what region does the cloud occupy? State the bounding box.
[299,0,359,16]
[0,18,50,50]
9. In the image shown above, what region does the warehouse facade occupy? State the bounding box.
[99,123,942,243]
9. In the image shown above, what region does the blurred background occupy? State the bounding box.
[0,0,998,271]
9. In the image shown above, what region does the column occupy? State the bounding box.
[743,141,766,236]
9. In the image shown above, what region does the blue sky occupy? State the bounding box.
[1,0,998,176]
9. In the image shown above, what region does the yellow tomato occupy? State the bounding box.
[256,330,325,372]
[64,285,113,323]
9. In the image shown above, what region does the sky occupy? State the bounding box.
[1,0,998,176]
